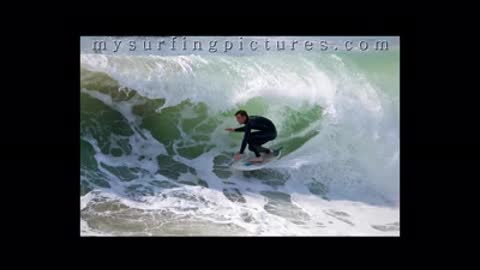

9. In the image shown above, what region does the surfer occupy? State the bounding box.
[225,110,277,162]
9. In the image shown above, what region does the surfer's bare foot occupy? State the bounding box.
[250,156,264,163]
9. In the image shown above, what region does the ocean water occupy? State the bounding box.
[80,37,400,236]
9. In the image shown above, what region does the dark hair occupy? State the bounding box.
[235,110,248,117]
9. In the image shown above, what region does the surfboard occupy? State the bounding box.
[231,147,282,171]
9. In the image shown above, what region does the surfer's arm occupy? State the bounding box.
[234,126,246,132]
[239,125,251,154]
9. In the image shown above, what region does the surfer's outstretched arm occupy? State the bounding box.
[234,127,246,132]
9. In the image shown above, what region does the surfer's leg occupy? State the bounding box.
[248,144,261,157]
[248,131,276,154]
[256,144,271,154]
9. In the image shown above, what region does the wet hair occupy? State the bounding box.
[235,110,248,118]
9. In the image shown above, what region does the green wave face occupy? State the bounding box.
[80,67,326,192]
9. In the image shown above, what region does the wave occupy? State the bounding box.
[80,50,399,236]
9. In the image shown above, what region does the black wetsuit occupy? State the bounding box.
[235,115,277,157]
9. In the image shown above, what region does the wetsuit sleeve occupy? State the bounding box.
[239,124,251,154]
[234,126,246,132]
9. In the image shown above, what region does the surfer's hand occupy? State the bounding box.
[225,128,235,132]
[234,153,242,161]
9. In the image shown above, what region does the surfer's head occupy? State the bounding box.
[235,110,248,124]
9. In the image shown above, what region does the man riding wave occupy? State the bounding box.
[225,110,277,163]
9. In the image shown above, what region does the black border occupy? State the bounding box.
[26,16,428,258]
